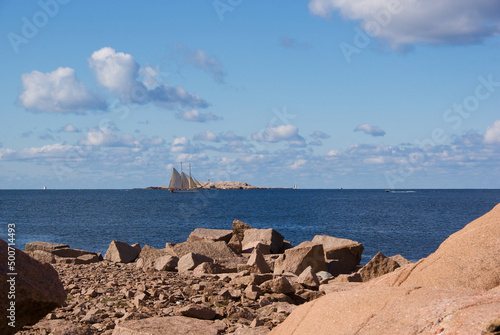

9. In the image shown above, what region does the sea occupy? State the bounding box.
[1,189,499,264]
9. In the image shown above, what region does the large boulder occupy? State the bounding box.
[273,242,327,275]
[172,240,237,260]
[104,240,139,263]
[241,228,284,254]
[187,228,233,243]
[373,203,500,290]
[154,255,178,271]
[232,219,253,242]
[270,286,500,335]
[25,241,100,264]
[112,316,220,335]
[135,245,168,270]
[0,239,66,335]
[246,248,271,274]
[178,252,214,273]
[357,252,400,282]
[25,241,69,252]
[311,235,363,275]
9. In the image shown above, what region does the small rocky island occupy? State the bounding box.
[144,181,267,190]
[1,204,500,335]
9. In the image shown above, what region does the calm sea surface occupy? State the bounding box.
[1,189,499,263]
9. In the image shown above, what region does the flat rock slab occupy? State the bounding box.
[112,316,220,335]
[173,240,237,260]
[187,228,233,243]
[25,241,70,252]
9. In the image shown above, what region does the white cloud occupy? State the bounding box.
[194,130,220,142]
[176,109,221,122]
[173,44,227,83]
[18,67,106,114]
[89,47,139,95]
[60,124,80,133]
[484,120,500,144]
[170,137,191,153]
[311,130,330,139]
[354,123,386,137]
[252,124,300,142]
[290,159,307,169]
[309,0,500,48]
[79,128,164,148]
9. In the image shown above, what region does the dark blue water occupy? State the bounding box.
[1,189,499,263]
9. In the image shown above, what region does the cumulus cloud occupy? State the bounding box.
[0,143,74,160]
[290,159,307,169]
[194,130,220,142]
[173,44,227,83]
[308,0,500,48]
[18,67,106,114]
[252,124,301,142]
[484,120,500,144]
[170,137,191,153]
[60,124,80,133]
[176,109,221,122]
[89,47,208,108]
[354,123,386,137]
[79,128,164,148]
[311,130,330,139]
[280,36,311,50]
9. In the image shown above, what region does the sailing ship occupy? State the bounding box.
[293,183,298,190]
[168,162,201,193]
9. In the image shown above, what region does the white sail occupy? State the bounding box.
[181,172,190,190]
[169,168,182,189]
[189,176,197,189]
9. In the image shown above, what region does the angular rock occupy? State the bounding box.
[269,286,500,335]
[358,252,400,282]
[136,245,168,270]
[187,228,233,243]
[112,316,219,335]
[227,234,243,253]
[178,304,217,320]
[233,219,253,242]
[25,241,69,253]
[192,261,222,275]
[260,276,294,295]
[104,240,139,263]
[297,266,320,289]
[242,228,284,254]
[154,255,178,271]
[247,248,271,274]
[177,252,213,273]
[173,240,237,260]
[244,284,263,300]
[311,235,363,275]
[28,250,56,264]
[51,248,99,259]
[241,241,271,255]
[74,254,101,265]
[273,242,326,275]
[389,254,413,267]
[0,239,66,335]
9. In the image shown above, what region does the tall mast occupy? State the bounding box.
[189,163,192,179]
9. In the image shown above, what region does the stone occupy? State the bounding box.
[297,266,320,289]
[112,316,219,335]
[269,286,500,335]
[242,228,284,254]
[273,242,326,276]
[241,241,272,255]
[187,228,233,243]
[136,245,168,270]
[247,248,271,274]
[28,249,56,264]
[373,203,500,290]
[228,234,243,253]
[244,284,262,300]
[25,241,69,253]
[177,304,217,320]
[233,219,253,242]
[311,235,363,275]
[154,255,179,271]
[231,326,270,335]
[51,248,99,259]
[192,261,222,275]
[74,254,101,265]
[103,240,139,263]
[173,240,238,260]
[358,252,400,282]
[177,252,213,273]
[389,254,413,267]
[131,243,141,253]
[260,276,294,295]
[0,239,66,335]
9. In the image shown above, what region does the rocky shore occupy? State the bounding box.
[143,181,266,190]
[2,204,499,335]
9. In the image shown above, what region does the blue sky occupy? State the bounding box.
[1,0,500,189]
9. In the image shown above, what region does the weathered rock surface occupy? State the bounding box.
[177,252,213,272]
[25,241,70,253]
[154,255,178,271]
[311,235,363,275]
[242,228,284,254]
[26,242,100,265]
[273,242,326,275]
[233,219,253,242]
[103,241,139,263]
[177,303,217,320]
[187,228,233,243]
[135,245,168,270]
[270,286,500,335]
[173,240,238,260]
[112,316,220,335]
[246,248,271,274]
[0,239,66,335]
[357,251,400,282]
[297,266,320,289]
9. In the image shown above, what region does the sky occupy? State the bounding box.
[1,0,500,189]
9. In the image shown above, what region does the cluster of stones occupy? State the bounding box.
[9,219,413,335]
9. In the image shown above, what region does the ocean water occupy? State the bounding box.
[1,189,499,264]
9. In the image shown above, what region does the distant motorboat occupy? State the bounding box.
[43,186,47,190]
[168,162,200,193]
